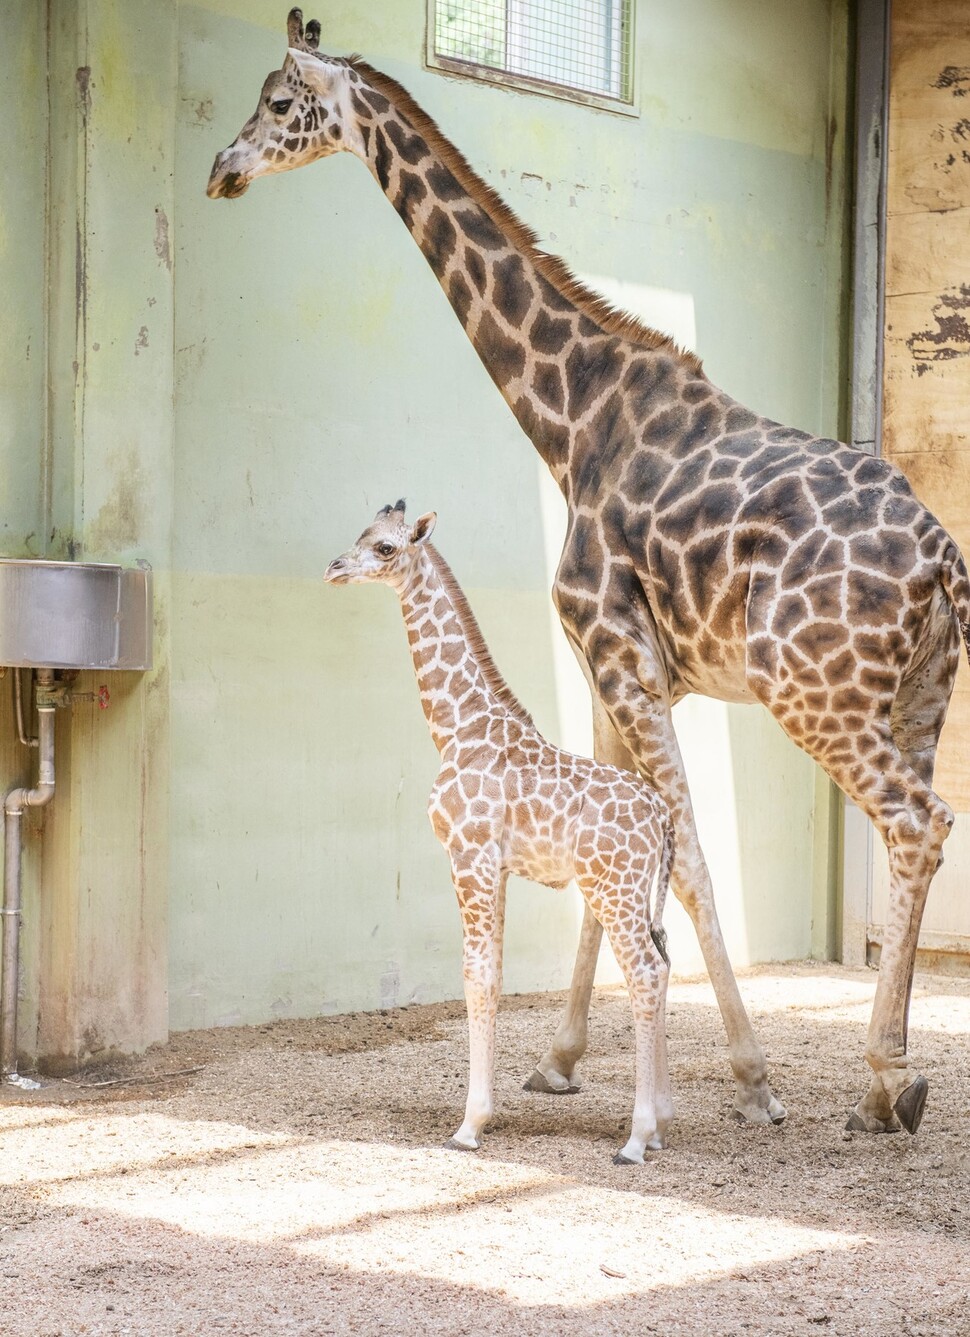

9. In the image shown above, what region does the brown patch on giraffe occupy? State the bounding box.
[359,85,390,114]
[533,362,565,415]
[792,623,849,658]
[427,161,466,203]
[805,576,844,621]
[563,339,624,419]
[423,208,458,279]
[350,88,373,119]
[492,254,533,328]
[473,312,526,387]
[393,170,427,226]
[385,118,428,166]
[530,308,572,356]
[464,247,487,296]
[511,397,570,470]
[373,125,392,190]
[448,272,473,326]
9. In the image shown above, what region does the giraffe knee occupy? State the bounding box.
[882,794,953,875]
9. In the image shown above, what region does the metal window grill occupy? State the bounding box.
[432,1,633,104]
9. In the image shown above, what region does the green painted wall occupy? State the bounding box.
[171,0,849,1025]
[0,0,850,1057]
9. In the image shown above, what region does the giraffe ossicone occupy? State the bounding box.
[326,503,675,1164]
[209,10,970,1138]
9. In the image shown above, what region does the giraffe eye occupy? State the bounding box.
[376,543,396,559]
[269,98,293,115]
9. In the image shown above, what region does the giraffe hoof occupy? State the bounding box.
[612,1151,640,1166]
[844,1109,901,1134]
[522,1068,580,1095]
[893,1075,929,1136]
[444,1136,480,1152]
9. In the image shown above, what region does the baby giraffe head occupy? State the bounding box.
[325,500,437,590]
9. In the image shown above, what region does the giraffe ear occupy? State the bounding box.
[287,45,334,91]
[410,512,437,545]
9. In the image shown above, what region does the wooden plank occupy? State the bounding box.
[888,448,970,810]
[884,205,970,298]
[890,447,970,541]
[936,678,970,813]
[888,1,970,216]
[883,299,970,453]
[884,1,970,814]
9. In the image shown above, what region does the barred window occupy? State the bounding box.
[428,1,634,110]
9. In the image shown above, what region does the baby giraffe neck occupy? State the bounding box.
[397,546,532,751]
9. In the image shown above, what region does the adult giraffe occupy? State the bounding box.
[207,9,970,1135]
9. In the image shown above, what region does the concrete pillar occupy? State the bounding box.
[21,0,176,1070]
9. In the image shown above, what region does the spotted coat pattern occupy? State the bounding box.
[325,504,674,1164]
[208,10,970,1136]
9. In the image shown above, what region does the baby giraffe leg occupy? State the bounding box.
[614,945,669,1165]
[446,863,506,1152]
[580,867,670,1165]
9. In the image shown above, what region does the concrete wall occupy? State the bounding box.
[0,0,851,1061]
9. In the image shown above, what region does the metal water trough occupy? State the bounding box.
[0,558,152,671]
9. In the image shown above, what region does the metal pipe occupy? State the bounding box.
[1,668,56,1082]
[14,668,38,748]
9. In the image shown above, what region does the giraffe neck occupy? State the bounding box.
[347,62,698,488]
[397,544,533,753]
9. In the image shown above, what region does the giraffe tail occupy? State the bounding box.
[650,816,675,968]
[940,541,970,667]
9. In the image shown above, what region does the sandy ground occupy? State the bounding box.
[1,962,969,1336]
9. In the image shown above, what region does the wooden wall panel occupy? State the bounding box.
[884,0,970,813]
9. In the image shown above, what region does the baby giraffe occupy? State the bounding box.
[325,501,674,1164]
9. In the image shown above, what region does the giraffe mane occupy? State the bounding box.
[425,544,535,728]
[349,59,704,375]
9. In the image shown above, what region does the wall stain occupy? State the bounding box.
[153,208,171,270]
[134,325,149,356]
[85,447,145,552]
[906,285,970,376]
[75,65,91,114]
[824,114,837,214]
[933,66,970,97]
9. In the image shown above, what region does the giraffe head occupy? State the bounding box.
[207,8,360,199]
[325,501,437,589]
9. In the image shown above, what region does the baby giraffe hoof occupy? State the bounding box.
[444,1135,481,1152]
[522,1068,580,1096]
[612,1150,641,1167]
[732,1100,787,1127]
[893,1075,929,1136]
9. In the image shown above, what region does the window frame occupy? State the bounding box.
[425,0,638,117]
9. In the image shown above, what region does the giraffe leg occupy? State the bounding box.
[523,696,622,1095]
[849,783,950,1134]
[446,860,506,1152]
[573,825,673,1164]
[848,658,955,1135]
[523,901,600,1094]
[598,691,785,1125]
[612,943,669,1165]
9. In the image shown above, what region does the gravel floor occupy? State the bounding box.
[1,962,969,1336]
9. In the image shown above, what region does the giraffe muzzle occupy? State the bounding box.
[206,153,251,200]
[324,558,351,584]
